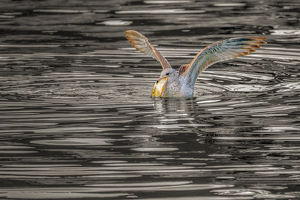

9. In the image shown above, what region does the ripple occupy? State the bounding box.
[213,3,246,6]
[33,9,107,13]
[213,136,300,141]
[116,9,205,14]
[100,20,132,26]
[132,147,178,152]
[271,30,300,35]
[84,183,234,192]
[225,84,269,92]
[0,150,38,154]
[86,181,192,187]
[30,138,112,146]
[144,1,194,4]
[0,189,129,199]
[138,197,253,200]
[147,123,210,129]
[212,189,297,199]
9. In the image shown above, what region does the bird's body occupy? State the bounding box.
[152,68,193,97]
[125,30,267,98]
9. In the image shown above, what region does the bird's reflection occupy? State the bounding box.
[150,97,206,132]
[153,97,197,116]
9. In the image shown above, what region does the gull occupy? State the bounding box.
[125,30,267,97]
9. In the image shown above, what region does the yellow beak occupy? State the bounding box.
[151,77,169,97]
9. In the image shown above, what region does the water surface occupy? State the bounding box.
[0,0,300,199]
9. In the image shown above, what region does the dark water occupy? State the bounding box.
[1,0,300,199]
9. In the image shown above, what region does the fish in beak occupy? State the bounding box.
[151,77,169,97]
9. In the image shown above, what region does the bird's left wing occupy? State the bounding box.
[125,30,172,69]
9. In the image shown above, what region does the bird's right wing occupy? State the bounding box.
[184,37,267,87]
[125,30,172,69]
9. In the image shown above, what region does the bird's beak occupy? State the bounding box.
[151,77,169,97]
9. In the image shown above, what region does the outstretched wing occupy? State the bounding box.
[184,37,267,86]
[125,30,172,69]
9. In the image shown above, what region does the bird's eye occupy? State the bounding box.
[166,73,170,76]
[156,80,159,83]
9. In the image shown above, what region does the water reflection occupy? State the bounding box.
[1,0,300,199]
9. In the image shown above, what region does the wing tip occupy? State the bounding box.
[244,37,267,50]
[125,30,144,39]
[125,31,146,49]
[251,37,267,45]
[125,30,136,34]
[125,30,135,38]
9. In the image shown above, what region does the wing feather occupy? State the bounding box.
[125,30,172,69]
[184,37,267,86]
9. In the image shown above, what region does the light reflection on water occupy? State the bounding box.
[1,0,300,199]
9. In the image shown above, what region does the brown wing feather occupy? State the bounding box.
[184,37,267,86]
[179,64,190,76]
[125,30,172,69]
